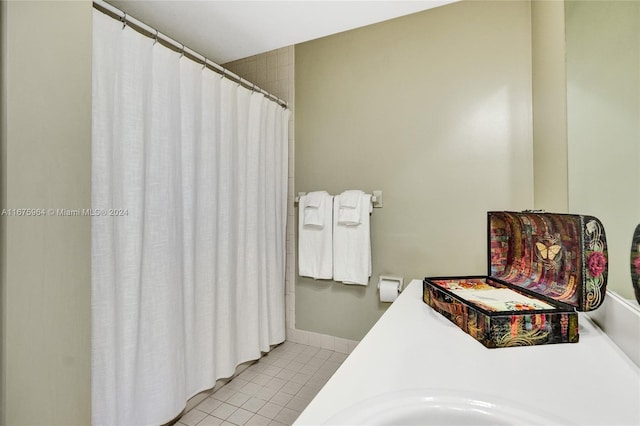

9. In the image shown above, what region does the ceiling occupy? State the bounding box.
[106,1,460,64]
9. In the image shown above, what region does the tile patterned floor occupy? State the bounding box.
[177,341,348,426]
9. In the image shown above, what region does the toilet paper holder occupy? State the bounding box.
[377,275,404,303]
[377,275,404,292]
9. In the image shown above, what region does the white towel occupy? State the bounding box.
[333,192,372,285]
[298,192,333,279]
[303,190,326,227]
[337,190,363,225]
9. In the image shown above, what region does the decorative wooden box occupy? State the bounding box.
[423,211,608,348]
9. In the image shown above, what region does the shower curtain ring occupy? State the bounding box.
[153,29,159,45]
[122,13,127,30]
[180,44,185,59]
[202,58,207,70]
[221,69,226,80]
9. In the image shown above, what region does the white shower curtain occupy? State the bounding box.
[91,10,289,425]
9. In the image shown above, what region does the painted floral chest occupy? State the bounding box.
[423,211,608,348]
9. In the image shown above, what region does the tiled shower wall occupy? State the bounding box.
[223,47,298,341]
[224,49,358,353]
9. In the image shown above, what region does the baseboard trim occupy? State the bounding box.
[286,328,359,354]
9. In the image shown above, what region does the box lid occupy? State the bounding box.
[488,211,608,311]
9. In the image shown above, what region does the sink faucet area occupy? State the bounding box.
[294,279,640,425]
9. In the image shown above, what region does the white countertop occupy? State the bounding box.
[295,279,640,425]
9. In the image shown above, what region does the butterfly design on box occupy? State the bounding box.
[535,233,563,270]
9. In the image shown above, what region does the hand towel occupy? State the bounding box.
[337,190,363,226]
[333,191,372,285]
[298,191,333,279]
[303,190,326,227]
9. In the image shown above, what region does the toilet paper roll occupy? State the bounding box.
[379,279,400,303]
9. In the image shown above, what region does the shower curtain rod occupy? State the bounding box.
[93,0,289,109]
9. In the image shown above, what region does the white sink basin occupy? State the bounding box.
[323,389,571,425]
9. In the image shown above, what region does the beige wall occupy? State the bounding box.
[566,0,640,299]
[530,0,640,299]
[531,0,569,212]
[1,1,92,424]
[295,0,534,340]
[0,2,6,423]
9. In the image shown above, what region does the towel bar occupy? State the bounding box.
[295,191,382,208]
